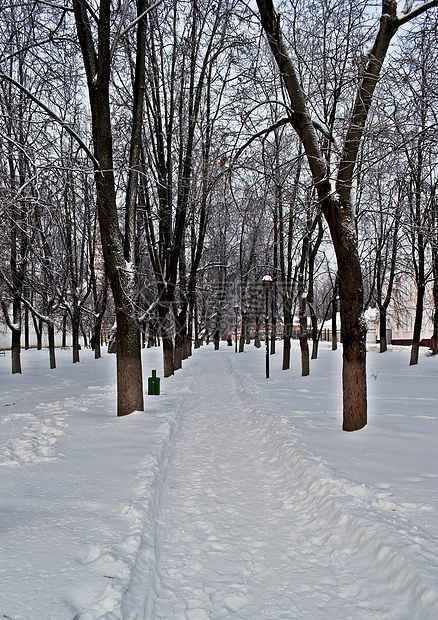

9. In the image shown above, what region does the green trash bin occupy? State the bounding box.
[148,369,160,395]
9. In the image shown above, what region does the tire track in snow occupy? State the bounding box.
[138,353,438,619]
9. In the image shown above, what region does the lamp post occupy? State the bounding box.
[262,275,273,378]
[234,304,239,353]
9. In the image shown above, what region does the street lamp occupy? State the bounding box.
[234,304,239,353]
[262,275,273,378]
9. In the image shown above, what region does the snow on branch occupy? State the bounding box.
[397,0,438,25]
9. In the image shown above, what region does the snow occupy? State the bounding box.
[1,342,438,619]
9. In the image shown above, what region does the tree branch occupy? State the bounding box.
[397,0,438,26]
[110,0,165,60]
[0,72,98,167]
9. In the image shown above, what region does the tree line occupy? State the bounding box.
[0,0,437,430]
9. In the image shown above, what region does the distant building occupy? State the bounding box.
[379,276,434,347]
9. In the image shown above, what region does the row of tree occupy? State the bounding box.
[0,0,437,430]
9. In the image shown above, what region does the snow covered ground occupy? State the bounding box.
[0,341,437,619]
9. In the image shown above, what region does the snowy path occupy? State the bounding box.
[1,346,438,619]
[128,352,436,619]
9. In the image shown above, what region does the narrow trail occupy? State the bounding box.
[133,351,432,620]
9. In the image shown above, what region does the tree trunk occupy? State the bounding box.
[94,322,102,359]
[298,276,309,377]
[270,299,276,354]
[162,334,175,377]
[32,314,43,351]
[332,218,367,431]
[332,284,338,351]
[434,296,438,356]
[11,296,22,374]
[433,233,438,355]
[116,308,143,416]
[62,313,68,348]
[254,318,261,348]
[282,300,292,370]
[245,319,250,345]
[48,322,56,370]
[255,0,431,430]
[174,332,183,370]
[213,326,220,350]
[283,333,291,370]
[11,329,21,375]
[239,314,246,352]
[174,302,189,367]
[24,303,29,350]
[72,312,80,364]
[158,302,174,377]
[409,280,425,366]
[73,0,146,416]
[310,306,319,360]
[379,307,388,353]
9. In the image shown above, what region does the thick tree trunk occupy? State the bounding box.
[116,308,143,416]
[162,334,174,377]
[11,330,21,375]
[330,208,367,431]
[255,0,406,431]
[73,0,145,416]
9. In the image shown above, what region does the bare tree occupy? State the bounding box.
[256,0,438,430]
[72,0,152,415]
[139,0,237,376]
